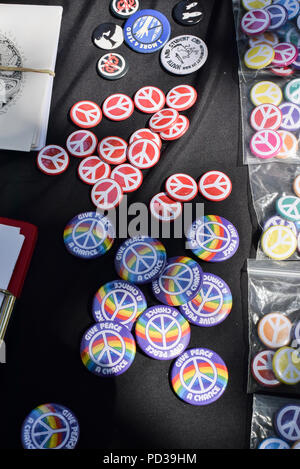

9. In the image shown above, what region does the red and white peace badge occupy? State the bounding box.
[78,156,111,185]
[166,85,197,111]
[272,43,298,67]
[250,103,282,131]
[250,129,282,159]
[66,130,98,158]
[37,145,69,175]
[160,115,189,141]
[240,9,271,37]
[111,164,143,192]
[271,66,294,77]
[165,173,198,202]
[150,192,182,222]
[129,128,162,149]
[149,108,179,132]
[127,139,160,169]
[251,350,280,388]
[134,86,165,114]
[198,171,232,201]
[91,178,123,210]
[70,100,102,129]
[102,93,134,121]
[98,136,128,165]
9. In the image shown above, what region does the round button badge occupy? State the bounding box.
[258,438,290,449]
[257,312,292,349]
[37,145,69,176]
[271,66,295,77]
[279,102,300,131]
[251,350,280,387]
[80,322,136,377]
[275,405,300,441]
[152,256,203,306]
[160,35,208,75]
[292,441,300,449]
[115,236,167,284]
[92,23,124,50]
[179,273,232,327]
[78,156,111,185]
[134,86,165,114]
[273,347,300,385]
[250,81,283,106]
[160,115,190,141]
[276,195,300,222]
[265,4,288,30]
[274,0,300,20]
[135,305,191,360]
[276,130,298,159]
[241,9,271,37]
[242,0,272,10]
[150,192,183,222]
[198,171,232,201]
[170,348,228,406]
[166,85,197,111]
[98,136,128,165]
[187,215,240,262]
[110,0,140,18]
[91,178,123,210]
[173,0,204,26]
[124,9,171,53]
[149,108,179,132]
[127,139,160,169]
[63,211,115,259]
[284,78,300,105]
[70,101,102,129]
[249,31,279,48]
[165,173,198,202]
[261,225,297,259]
[97,53,129,80]
[244,44,275,69]
[250,129,282,159]
[102,94,134,121]
[250,104,282,131]
[66,130,98,158]
[92,280,147,330]
[111,164,143,193]
[272,42,298,67]
[21,403,79,449]
[264,215,297,235]
[129,128,162,149]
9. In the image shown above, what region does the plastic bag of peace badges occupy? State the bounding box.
[232,1,300,164]
[248,162,300,260]
[250,394,300,449]
[247,259,300,394]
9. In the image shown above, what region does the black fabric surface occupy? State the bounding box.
[0,0,256,449]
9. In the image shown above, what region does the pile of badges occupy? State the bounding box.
[78,235,231,406]
[251,312,300,387]
[92,5,208,78]
[258,403,300,449]
[249,79,300,159]
[260,189,300,259]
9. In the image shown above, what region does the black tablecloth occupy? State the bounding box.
[0,0,256,449]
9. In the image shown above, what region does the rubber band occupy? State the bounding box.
[0,66,55,77]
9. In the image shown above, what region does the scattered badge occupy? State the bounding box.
[241,9,271,37]
[149,108,179,132]
[135,305,191,360]
[152,256,203,306]
[272,42,298,67]
[92,279,147,330]
[250,81,282,106]
[273,347,300,385]
[129,128,162,149]
[102,93,134,121]
[275,405,300,441]
[166,84,197,111]
[161,35,208,75]
[179,273,232,327]
[274,0,300,20]
[171,348,228,406]
[244,44,275,69]
[80,322,136,377]
[264,215,297,235]
[257,312,292,349]
[265,4,288,30]
[250,103,282,131]
[251,350,280,387]
[250,129,282,159]
[276,130,298,158]
[187,215,240,262]
[98,136,128,165]
[91,178,123,210]
[124,9,171,53]
[111,164,143,192]
[160,115,190,141]
[37,145,69,175]
[258,438,290,449]
[150,192,182,222]
[276,195,300,221]
[134,86,165,114]
[66,130,98,158]
[97,53,129,80]
[70,101,102,129]
[279,102,300,131]
[115,236,167,284]
[63,211,115,259]
[110,0,140,19]
[127,139,160,169]
[198,171,232,201]
[21,403,79,449]
[78,156,111,185]
[284,78,300,105]
[165,173,198,202]
[173,1,204,26]
[261,225,297,259]
[92,23,124,50]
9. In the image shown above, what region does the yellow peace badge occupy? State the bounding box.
[273,347,300,385]
[261,225,297,260]
[250,81,283,106]
[244,45,275,70]
[242,0,272,10]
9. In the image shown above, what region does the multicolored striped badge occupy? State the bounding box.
[171,348,228,405]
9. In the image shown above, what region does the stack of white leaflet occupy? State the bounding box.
[0,3,63,152]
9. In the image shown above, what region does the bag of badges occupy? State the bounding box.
[247,259,300,394]
[248,162,300,260]
[232,0,300,164]
[250,394,300,449]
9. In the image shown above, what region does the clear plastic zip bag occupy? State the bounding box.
[251,394,300,449]
[247,259,300,394]
[248,162,300,260]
